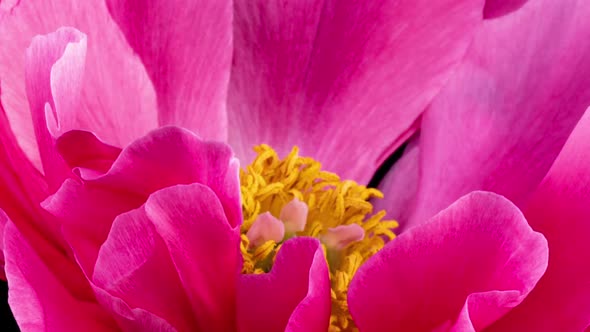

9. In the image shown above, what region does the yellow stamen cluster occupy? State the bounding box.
[240,145,398,331]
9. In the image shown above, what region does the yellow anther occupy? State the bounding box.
[240,145,398,331]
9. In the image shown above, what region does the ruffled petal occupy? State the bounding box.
[24,27,86,188]
[3,221,117,331]
[145,184,240,331]
[488,108,590,331]
[44,127,241,278]
[93,183,240,331]
[0,0,157,163]
[93,203,196,331]
[106,0,232,141]
[348,191,548,331]
[238,237,331,332]
[393,0,590,230]
[229,0,486,183]
[56,130,121,176]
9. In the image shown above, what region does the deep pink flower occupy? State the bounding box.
[0,0,588,331]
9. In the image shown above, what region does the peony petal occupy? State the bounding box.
[1,99,89,292]
[91,286,176,332]
[483,0,528,18]
[238,237,330,332]
[488,108,590,331]
[56,130,122,176]
[93,196,198,331]
[0,1,157,162]
[0,97,48,231]
[3,221,117,331]
[229,0,485,183]
[0,210,7,279]
[44,127,241,279]
[106,0,232,141]
[145,184,240,331]
[373,134,420,230]
[24,27,86,188]
[348,191,548,331]
[395,0,590,230]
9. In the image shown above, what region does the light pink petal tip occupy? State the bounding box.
[230,0,486,183]
[4,221,117,331]
[44,127,241,278]
[1,1,157,163]
[489,108,590,331]
[93,184,240,331]
[106,0,232,141]
[383,0,590,231]
[238,237,331,332]
[25,27,85,188]
[349,191,548,332]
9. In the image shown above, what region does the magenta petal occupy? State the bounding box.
[25,27,84,188]
[91,286,176,332]
[230,0,485,183]
[44,127,241,276]
[145,184,240,331]
[3,221,117,331]
[483,0,528,18]
[93,196,197,331]
[106,0,231,141]
[489,109,590,331]
[0,100,48,230]
[373,135,420,231]
[348,192,548,331]
[87,127,241,228]
[238,237,330,332]
[56,130,122,176]
[0,1,157,159]
[0,209,7,279]
[399,0,590,230]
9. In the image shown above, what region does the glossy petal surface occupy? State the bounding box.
[349,192,548,331]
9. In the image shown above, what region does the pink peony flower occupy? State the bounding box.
[0,0,588,331]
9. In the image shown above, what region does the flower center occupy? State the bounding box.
[240,145,398,331]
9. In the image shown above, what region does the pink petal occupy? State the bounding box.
[394,0,590,230]
[0,98,48,230]
[94,207,196,331]
[348,191,548,331]
[91,286,176,332]
[488,108,590,331]
[56,130,122,176]
[1,100,89,291]
[106,0,231,141]
[483,0,528,18]
[0,1,157,161]
[0,209,7,279]
[145,184,240,331]
[238,237,330,332]
[24,27,84,188]
[44,127,241,278]
[229,0,485,183]
[3,221,117,331]
[373,135,420,231]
